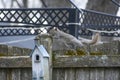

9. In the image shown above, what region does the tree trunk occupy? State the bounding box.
[23,0,28,8]
[86,0,119,15]
[42,0,71,8]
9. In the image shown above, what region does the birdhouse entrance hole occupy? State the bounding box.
[35,54,40,63]
[36,55,39,60]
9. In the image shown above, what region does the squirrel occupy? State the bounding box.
[80,32,101,45]
[48,27,84,49]
[48,27,102,47]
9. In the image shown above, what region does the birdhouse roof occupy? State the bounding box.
[30,45,49,58]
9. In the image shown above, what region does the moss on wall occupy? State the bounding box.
[64,49,103,56]
[0,53,7,56]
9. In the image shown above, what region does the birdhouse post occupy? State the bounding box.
[31,39,50,80]
[34,34,53,80]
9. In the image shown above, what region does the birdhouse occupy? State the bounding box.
[31,45,50,80]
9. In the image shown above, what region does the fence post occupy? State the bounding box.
[35,34,53,80]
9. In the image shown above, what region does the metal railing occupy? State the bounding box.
[0,8,120,37]
[77,9,120,37]
[0,8,78,36]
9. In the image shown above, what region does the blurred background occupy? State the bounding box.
[0,0,119,15]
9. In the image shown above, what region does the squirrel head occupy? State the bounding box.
[48,27,60,36]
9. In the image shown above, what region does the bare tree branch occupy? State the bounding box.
[40,0,47,7]
[22,0,28,8]
[15,0,23,8]
[1,0,6,8]
[10,0,15,8]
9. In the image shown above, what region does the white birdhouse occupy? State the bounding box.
[31,45,50,80]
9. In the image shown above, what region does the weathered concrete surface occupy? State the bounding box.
[0,45,32,68]
[53,55,120,68]
[90,40,120,55]
[52,40,120,68]
[52,40,120,55]
[0,45,32,56]
[0,56,31,68]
